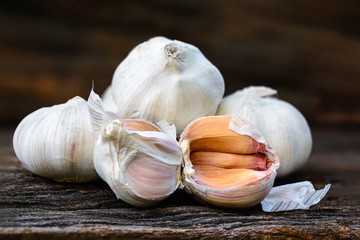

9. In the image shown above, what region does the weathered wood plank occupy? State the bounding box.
[0,128,359,239]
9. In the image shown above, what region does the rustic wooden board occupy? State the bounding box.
[0,127,359,239]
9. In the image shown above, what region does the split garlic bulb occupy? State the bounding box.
[93,119,183,207]
[105,36,225,135]
[179,115,279,208]
[216,86,312,177]
[13,95,99,182]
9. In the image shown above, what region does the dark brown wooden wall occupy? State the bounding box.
[1,0,359,127]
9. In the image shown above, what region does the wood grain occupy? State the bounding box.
[0,127,359,239]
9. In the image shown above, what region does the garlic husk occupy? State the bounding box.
[101,85,117,113]
[156,119,177,141]
[261,181,331,212]
[13,96,99,182]
[179,115,279,208]
[109,36,225,135]
[93,120,183,207]
[216,86,312,177]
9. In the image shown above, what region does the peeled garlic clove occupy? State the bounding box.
[109,36,225,135]
[190,152,268,171]
[13,96,99,182]
[179,115,279,208]
[216,86,312,177]
[93,120,183,207]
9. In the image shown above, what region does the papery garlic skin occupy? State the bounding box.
[93,120,183,207]
[110,36,225,135]
[216,86,312,177]
[101,85,117,113]
[13,96,98,182]
[179,115,279,208]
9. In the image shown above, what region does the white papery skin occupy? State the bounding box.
[93,120,183,207]
[13,97,98,182]
[216,86,312,177]
[109,36,225,135]
[101,86,117,113]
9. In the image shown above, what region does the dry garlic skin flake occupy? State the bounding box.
[13,96,98,182]
[179,115,279,208]
[217,86,312,177]
[107,36,225,135]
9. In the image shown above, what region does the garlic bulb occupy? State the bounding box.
[216,86,312,177]
[108,36,225,135]
[179,115,279,208]
[13,96,99,182]
[93,119,183,207]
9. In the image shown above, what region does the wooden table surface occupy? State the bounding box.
[0,127,359,239]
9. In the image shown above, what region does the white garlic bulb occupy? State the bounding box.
[107,36,225,135]
[216,86,312,177]
[13,95,99,182]
[93,119,183,207]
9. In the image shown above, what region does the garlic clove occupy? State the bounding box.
[179,115,279,208]
[13,96,99,182]
[190,152,268,171]
[193,166,273,189]
[93,120,183,207]
[216,86,312,177]
[181,116,266,154]
[109,36,225,135]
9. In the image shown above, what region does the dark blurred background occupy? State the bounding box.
[1,0,359,128]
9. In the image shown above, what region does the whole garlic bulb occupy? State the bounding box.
[13,96,99,182]
[93,119,183,207]
[106,36,225,135]
[216,86,312,177]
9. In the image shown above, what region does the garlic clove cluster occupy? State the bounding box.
[179,115,279,208]
[103,36,225,135]
[93,119,183,207]
[13,96,100,182]
[216,86,312,177]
